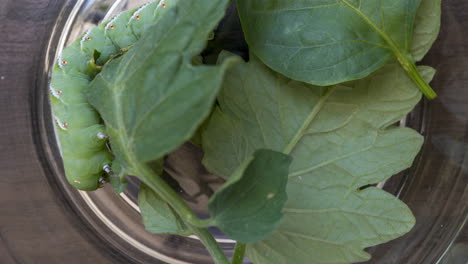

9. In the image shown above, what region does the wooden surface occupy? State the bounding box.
[0,1,119,263]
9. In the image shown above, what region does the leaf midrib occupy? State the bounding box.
[340,0,408,64]
[288,144,374,178]
[114,87,135,166]
[282,86,336,154]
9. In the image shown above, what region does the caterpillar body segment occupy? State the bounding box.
[53,103,101,130]
[50,68,90,104]
[59,125,109,158]
[80,23,120,65]
[62,151,113,191]
[50,1,168,191]
[129,1,161,38]
[105,9,139,49]
[58,41,99,78]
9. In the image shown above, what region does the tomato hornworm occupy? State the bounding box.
[50,1,168,190]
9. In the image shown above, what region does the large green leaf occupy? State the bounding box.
[87,0,235,233]
[208,149,292,243]
[138,184,191,235]
[87,0,236,175]
[237,0,437,98]
[411,0,442,61]
[202,54,435,263]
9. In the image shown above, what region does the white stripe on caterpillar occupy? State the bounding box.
[128,1,154,24]
[54,116,69,130]
[49,85,63,100]
[105,14,121,32]
[57,56,67,68]
[80,29,93,48]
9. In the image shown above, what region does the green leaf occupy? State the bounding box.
[411,0,442,61]
[237,0,437,99]
[202,53,435,263]
[138,184,190,235]
[208,149,292,243]
[87,0,237,242]
[87,0,237,174]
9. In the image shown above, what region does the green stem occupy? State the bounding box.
[134,164,229,264]
[191,228,230,264]
[231,242,246,264]
[401,56,437,99]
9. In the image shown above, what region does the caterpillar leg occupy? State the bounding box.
[97,132,109,139]
[103,164,113,174]
[98,165,113,188]
[99,177,107,185]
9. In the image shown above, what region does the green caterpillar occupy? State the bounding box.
[50,0,168,191]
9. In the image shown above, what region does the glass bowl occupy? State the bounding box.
[34,0,468,263]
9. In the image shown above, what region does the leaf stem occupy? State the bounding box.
[191,228,231,264]
[398,55,437,99]
[231,242,246,264]
[134,164,229,264]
